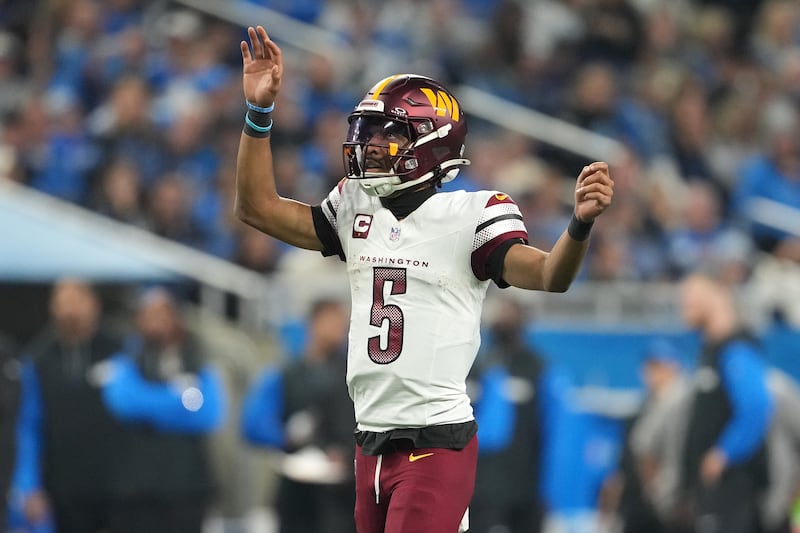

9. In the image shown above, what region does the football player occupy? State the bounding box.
[235,26,614,533]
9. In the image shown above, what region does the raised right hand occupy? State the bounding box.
[240,26,283,108]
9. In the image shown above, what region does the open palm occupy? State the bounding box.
[240,26,283,108]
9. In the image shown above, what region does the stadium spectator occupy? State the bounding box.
[91,21,148,99]
[677,273,774,533]
[241,298,355,533]
[293,53,354,130]
[602,338,693,533]
[667,78,717,186]
[0,30,28,117]
[88,75,163,188]
[99,287,225,533]
[699,0,766,58]
[158,98,220,193]
[91,157,147,227]
[190,156,243,260]
[145,172,207,249]
[750,0,799,71]
[733,97,800,261]
[0,333,20,531]
[146,9,206,94]
[234,26,613,533]
[666,180,753,283]
[467,297,548,533]
[234,225,283,275]
[705,88,762,192]
[11,279,125,533]
[46,0,104,107]
[297,108,353,199]
[576,0,645,68]
[29,87,100,204]
[630,339,693,533]
[469,0,528,102]
[546,61,627,174]
[682,6,738,97]
[762,368,800,533]
[616,62,678,164]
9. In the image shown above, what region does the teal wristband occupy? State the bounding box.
[243,112,273,138]
[246,101,275,113]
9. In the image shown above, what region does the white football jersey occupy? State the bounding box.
[318,179,528,432]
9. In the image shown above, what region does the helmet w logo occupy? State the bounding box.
[419,88,460,122]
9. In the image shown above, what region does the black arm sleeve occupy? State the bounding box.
[311,205,345,261]
[486,237,526,289]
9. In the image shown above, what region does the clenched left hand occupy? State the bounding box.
[574,162,614,223]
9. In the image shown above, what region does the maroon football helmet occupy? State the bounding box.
[343,74,470,197]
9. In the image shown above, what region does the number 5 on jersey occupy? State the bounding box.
[369,267,406,364]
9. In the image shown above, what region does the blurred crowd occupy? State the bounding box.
[0,0,799,317]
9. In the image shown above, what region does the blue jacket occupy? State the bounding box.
[241,367,286,448]
[101,352,225,434]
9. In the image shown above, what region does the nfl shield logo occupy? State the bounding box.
[390,226,401,241]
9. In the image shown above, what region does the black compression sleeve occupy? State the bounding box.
[311,205,345,261]
[486,237,526,288]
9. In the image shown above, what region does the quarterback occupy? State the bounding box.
[235,26,614,533]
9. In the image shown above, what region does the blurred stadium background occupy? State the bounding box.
[1,0,800,531]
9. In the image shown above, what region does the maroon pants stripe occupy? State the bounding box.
[354,435,478,533]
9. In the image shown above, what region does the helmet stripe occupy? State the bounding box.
[370,74,401,100]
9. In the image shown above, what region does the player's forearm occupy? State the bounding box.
[503,236,586,291]
[541,229,589,292]
[235,133,280,227]
[235,133,324,250]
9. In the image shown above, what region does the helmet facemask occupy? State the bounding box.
[343,114,420,197]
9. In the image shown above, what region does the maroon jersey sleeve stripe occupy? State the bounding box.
[471,231,528,281]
